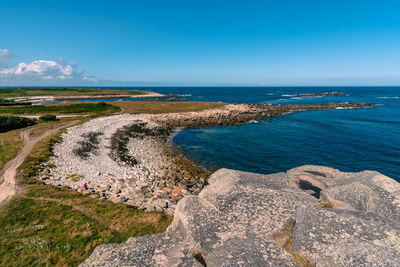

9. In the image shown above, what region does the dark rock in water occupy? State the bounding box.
[81,166,400,266]
[296,92,346,97]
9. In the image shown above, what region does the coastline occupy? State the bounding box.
[37,101,374,213]
[7,91,166,103]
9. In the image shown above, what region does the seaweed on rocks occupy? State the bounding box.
[73,131,104,159]
[110,121,173,167]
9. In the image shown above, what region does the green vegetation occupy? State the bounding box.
[114,101,226,114]
[0,102,120,115]
[0,189,171,266]
[0,116,37,133]
[0,127,172,266]
[319,201,334,209]
[0,98,32,106]
[282,238,314,267]
[0,88,146,98]
[0,129,24,170]
[65,173,84,182]
[39,114,57,121]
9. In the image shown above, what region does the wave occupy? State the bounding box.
[281,94,295,97]
[178,94,192,97]
[289,97,303,100]
[265,93,274,95]
[377,96,399,99]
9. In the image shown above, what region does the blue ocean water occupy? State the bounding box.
[154,87,400,181]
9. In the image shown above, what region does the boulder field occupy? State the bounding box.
[81,165,400,266]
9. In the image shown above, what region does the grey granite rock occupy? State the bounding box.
[81,231,202,267]
[293,204,400,267]
[81,166,400,266]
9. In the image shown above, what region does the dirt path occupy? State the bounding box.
[0,121,78,205]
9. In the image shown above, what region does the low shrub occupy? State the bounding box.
[96,101,107,107]
[0,116,36,132]
[39,114,57,121]
[0,98,32,106]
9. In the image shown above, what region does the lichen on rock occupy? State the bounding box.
[81,166,400,266]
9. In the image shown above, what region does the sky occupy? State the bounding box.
[0,0,400,86]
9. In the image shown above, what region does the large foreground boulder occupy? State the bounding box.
[81,166,400,266]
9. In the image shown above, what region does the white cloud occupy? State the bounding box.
[0,49,11,65]
[0,50,96,84]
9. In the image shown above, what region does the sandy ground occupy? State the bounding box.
[0,121,78,205]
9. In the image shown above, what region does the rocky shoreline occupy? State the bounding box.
[37,102,374,213]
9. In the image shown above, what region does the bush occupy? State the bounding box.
[39,114,57,121]
[0,98,32,106]
[0,116,37,132]
[96,101,107,107]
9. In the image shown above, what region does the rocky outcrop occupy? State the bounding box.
[154,102,373,128]
[295,92,345,97]
[81,166,400,266]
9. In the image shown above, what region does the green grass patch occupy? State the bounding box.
[319,201,334,208]
[0,129,24,170]
[0,102,120,115]
[0,195,171,266]
[282,237,314,267]
[19,129,65,180]
[0,116,37,133]
[0,98,32,106]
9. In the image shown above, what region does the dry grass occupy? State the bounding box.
[319,200,334,208]
[0,129,23,170]
[282,237,314,267]
[114,101,226,114]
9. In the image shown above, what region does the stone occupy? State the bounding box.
[79,165,400,266]
[293,204,400,266]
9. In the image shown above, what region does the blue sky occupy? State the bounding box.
[0,0,400,86]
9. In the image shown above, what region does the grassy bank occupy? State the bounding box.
[0,129,24,170]
[0,88,146,98]
[0,102,120,115]
[0,123,172,266]
[114,101,225,114]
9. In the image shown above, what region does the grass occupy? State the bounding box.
[0,88,146,98]
[114,101,226,114]
[319,200,334,208]
[282,238,314,267]
[0,102,120,115]
[0,125,172,266]
[0,191,171,266]
[0,129,23,170]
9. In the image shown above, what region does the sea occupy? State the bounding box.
[4,86,400,181]
[152,86,400,182]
